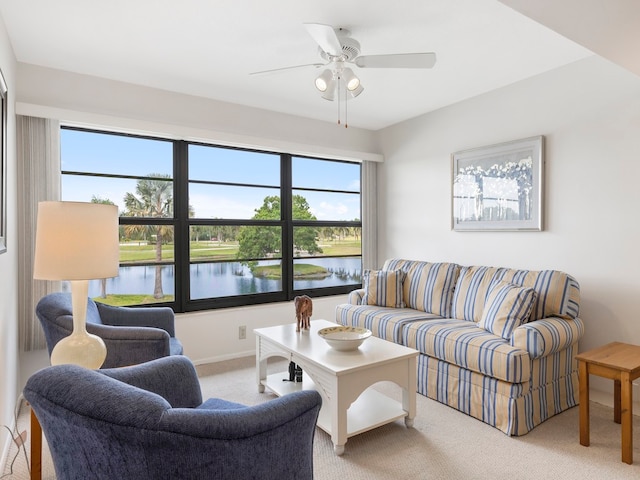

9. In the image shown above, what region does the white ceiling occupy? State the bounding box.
[0,0,596,130]
[499,0,640,78]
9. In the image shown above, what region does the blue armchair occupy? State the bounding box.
[36,292,183,368]
[23,355,322,480]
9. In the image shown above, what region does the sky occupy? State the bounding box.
[60,129,361,221]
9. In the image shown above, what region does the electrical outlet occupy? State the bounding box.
[239,325,246,340]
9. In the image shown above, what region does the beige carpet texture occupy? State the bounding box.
[4,355,640,480]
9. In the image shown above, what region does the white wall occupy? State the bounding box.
[15,63,375,385]
[16,64,382,162]
[0,15,18,470]
[177,295,346,364]
[12,47,640,411]
[377,55,640,404]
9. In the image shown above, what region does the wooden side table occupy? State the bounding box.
[576,341,640,464]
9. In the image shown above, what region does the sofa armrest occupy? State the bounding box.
[348,289,365,305]
[510,316,585,359]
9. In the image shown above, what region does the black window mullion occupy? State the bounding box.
[281,154,293,300]
[174,141,189,312]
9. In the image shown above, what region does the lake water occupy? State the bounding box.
[88,256,362,299]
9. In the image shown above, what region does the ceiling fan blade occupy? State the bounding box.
[303,23,343,57]
[249,63,325,76]
[355,52,437,69]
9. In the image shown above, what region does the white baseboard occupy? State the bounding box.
[589,387,640,413]
[191,350,255,366]
[0,396,22,477]
[0,432,11,478]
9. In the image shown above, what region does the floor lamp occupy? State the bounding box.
[33,201,120,369]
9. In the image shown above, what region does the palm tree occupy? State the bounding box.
[91,195,117,298]
[122,175,173,299]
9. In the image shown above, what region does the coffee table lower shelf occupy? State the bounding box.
[262,372,408,446]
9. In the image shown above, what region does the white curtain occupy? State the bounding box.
[17,115,61,351]
[361,160,378,270]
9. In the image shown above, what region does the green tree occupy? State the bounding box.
[91,196,116,298]
[206,221,239,244]
[351,221,361,241]
[237,195,322,270]
[91,195,115,206]
[292,195,323,256]
[122,175,173,299]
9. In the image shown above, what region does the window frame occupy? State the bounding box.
[61,126,363,312]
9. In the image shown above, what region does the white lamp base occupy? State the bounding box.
[50,279,107,369]
[50,331,107,369]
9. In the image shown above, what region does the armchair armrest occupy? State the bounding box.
[510,316,585,359]
[161,390,322,439]
[96,302,176,336]
[85,322,171,368]
[348,289,365,305]
[101,356,202,408]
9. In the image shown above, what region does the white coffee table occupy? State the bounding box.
[254,319,418,455]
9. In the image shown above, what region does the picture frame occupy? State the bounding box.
[451,135,544,231]
[0,68,6,254]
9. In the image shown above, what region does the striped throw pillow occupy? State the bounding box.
[478,281,537,339]
[363,269,406,308]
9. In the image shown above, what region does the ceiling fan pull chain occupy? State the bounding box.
[344,82,348,128]
[337,74,341,126]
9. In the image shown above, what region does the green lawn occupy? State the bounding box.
[253,263,329,279]
[318,239,361,256]
[119,238,361,263]
[93,294,175,306]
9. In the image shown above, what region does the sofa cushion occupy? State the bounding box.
[451,266,506,322]
[335,303,442,344]
[496,269,580,321]
[383,259,460,317]
[403,318,531,383]
[363,269,406,308]
[478,282,537,339]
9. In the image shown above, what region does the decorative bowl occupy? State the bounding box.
[318,326,372,351]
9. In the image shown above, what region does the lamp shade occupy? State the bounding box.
[33,201,120,281]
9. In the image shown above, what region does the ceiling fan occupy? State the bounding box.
[251,23,436,126]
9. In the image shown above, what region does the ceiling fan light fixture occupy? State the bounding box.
[347,83,364,99]
[342,68,360,91]
[320,87,336,101]
[252,23,437,126]
[315,69,333,92]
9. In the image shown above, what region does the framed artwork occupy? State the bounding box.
[452,135,544,231]
[0,68,6,253]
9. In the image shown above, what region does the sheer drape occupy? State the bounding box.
[361,160,378,270]
[17,115,61,351]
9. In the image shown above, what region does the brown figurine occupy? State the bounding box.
[294,295,313,332]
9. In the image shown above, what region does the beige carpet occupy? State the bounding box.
[4,356,640,479]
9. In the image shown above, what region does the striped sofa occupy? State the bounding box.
[335,259,584,436]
